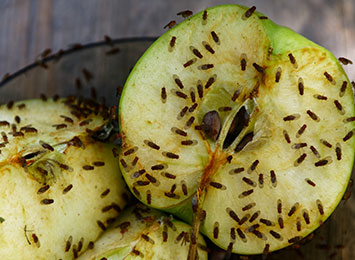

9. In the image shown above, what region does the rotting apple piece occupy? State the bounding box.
[77,204,208,260]
[0,97,129,259]
[119,4,355,256]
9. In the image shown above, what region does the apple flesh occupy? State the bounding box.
[77,204,208,260]
[119,4,355,255]
[0,98,129,259]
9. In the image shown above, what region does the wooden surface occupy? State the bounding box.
[1,0,355,80]
[0,1,354,260]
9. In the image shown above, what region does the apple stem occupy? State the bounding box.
[187,149,225,260]
[187,188,204,260]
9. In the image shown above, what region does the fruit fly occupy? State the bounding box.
[177,10,193,18]
[164,20,176,29]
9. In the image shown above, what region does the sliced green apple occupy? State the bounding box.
[77,204,208,260]
[0,98,129,259]
[119,4,355,256]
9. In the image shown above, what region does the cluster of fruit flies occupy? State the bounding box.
[0,5,354,260]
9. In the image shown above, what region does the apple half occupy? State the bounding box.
[78,204,208,260]
[119,4,355,255]
[0,97,128,259]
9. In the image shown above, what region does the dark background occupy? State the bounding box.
[0,1,354,259]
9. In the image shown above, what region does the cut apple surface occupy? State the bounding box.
[0,98,128,259]
[78,204,208,260]
[119,4,355,255]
